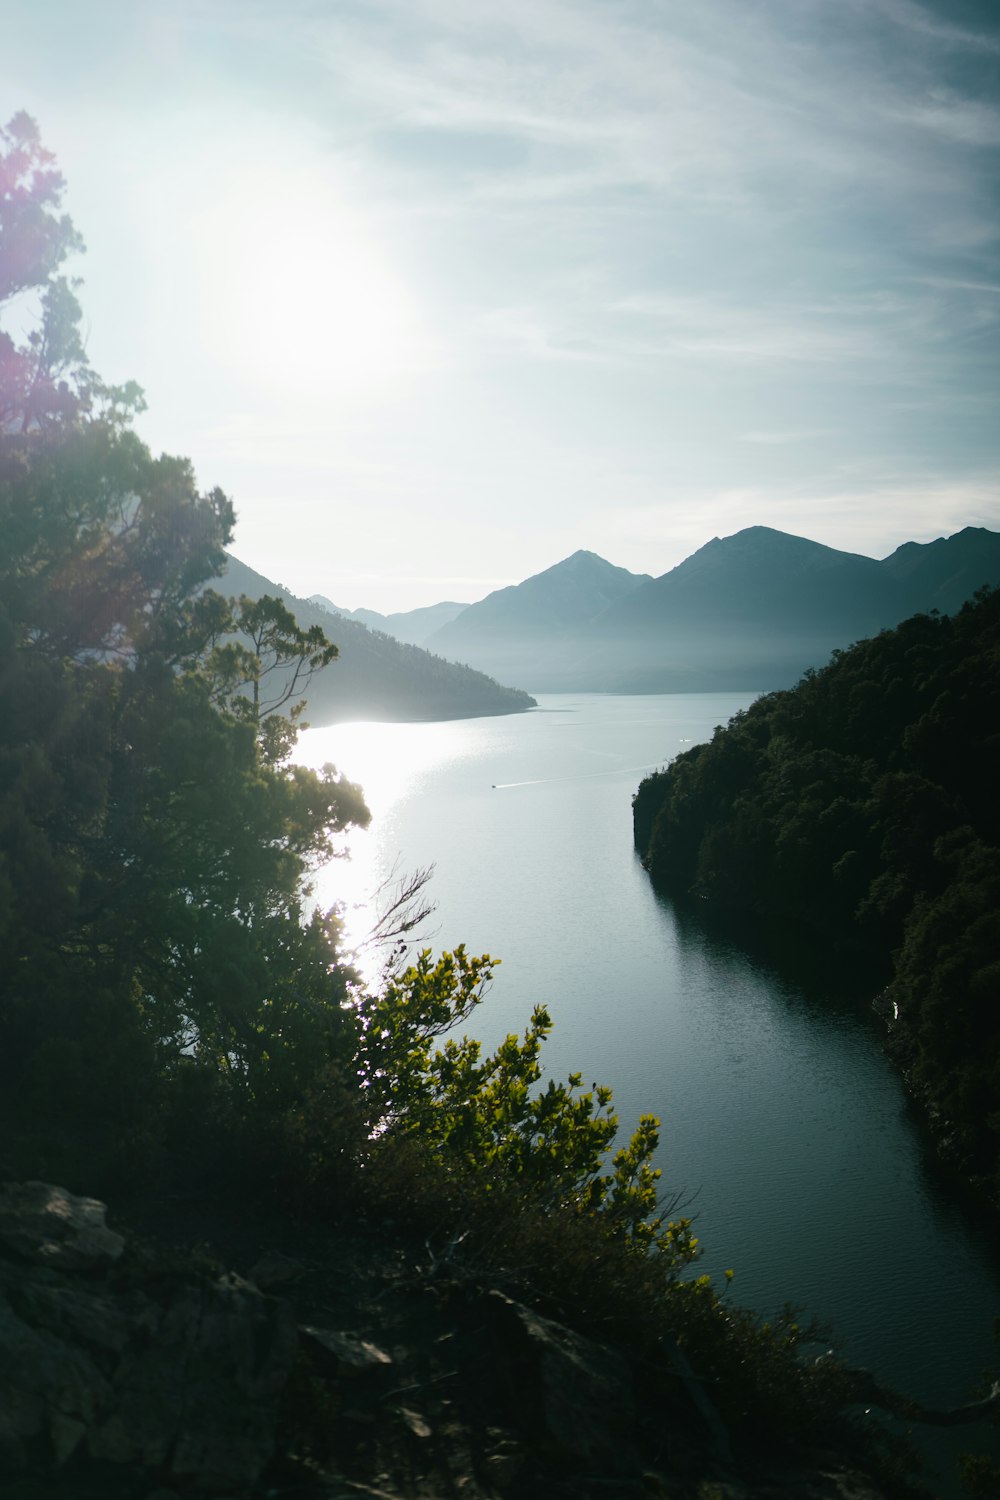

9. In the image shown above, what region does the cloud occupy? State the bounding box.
[6,0,998,610]
[866,0,1000,52]
[737,429,836,445]
[602,473,1000,575]
[460,304,610,364]
[885,95,1000,148]
[609,294,892,368]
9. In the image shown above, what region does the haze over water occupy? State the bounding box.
[299,693,1000,1495]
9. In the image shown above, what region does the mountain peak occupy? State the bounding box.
[525,549,639,582]
[426,550,652,662]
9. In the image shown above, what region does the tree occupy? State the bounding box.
[0,115,694,1286]
[197,592,341,763]
[356,947,698,1259]
[0,115,370,1177]
[0,109,146,432]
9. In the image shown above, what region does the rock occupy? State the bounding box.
[90,1273,298,1490]
[483,1429,523,1489]
[398,1405,432,1439]
[0,1181,124,1270]
[0,1184,897,1499]
[739,1452,896,1499]
[0,1184,297,1494]
[488,1291,636,1470]
[301,1324,394,1375]
[0,1282,111,1467]
[48,1411,86,1465]
[248,1248,306,1289]
[5,1271,131,1357]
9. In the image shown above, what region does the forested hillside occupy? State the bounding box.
[634,591,1000,1198]
[220,555,534,722]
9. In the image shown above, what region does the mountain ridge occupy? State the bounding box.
[881,525,1000,616]
[308,595,470,646]
[423,550,652,686]
[358,525,1000,694]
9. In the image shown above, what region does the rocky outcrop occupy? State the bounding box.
[0,1179,125,1270]
[487,1290,638,1471]
[0,1183,913,1499]
[0,1181,297,1491]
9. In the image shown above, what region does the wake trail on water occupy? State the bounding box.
[492,763,664,789]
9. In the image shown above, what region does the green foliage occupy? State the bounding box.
[355,947,695,1257]
[961,1453,1000,1499]
[199,591,341,749]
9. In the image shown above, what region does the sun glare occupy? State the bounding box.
[294,719,462,970]
[195,164,428,398]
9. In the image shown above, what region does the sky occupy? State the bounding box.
[3,0,999,611]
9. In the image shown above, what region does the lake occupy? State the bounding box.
[297,693,1000,1495]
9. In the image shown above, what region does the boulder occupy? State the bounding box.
[0,1181,125,1270]
[89,1273,298,1489]
[488,1290,636,1471]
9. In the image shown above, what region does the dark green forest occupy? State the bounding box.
[634,591,1000,1199]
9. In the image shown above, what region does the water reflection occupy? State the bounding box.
[662,882,888,1010]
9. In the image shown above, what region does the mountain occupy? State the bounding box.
[309,595,470,647]
[581,526,911,692]
[882,525,1000,616]
[385,600,470,645]
[218,556,534,724]
[417,526,1000,694]
[425,550,652,687]
[308,595,388,633]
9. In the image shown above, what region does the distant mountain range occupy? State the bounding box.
[320,526,1000,695]
[308,595,469,647]
[221,526,1000,715]
[217,556,535,724]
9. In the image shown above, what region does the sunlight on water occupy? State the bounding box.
[296,718,468,972]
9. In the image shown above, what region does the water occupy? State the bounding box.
[297,693,1000,1494]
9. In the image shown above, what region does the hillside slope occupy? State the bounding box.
[220,556,534,723]
[580,526,910,692]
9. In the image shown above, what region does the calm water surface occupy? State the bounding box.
[298,694,1000,1494]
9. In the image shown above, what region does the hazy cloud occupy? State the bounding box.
[3,0,997,605]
